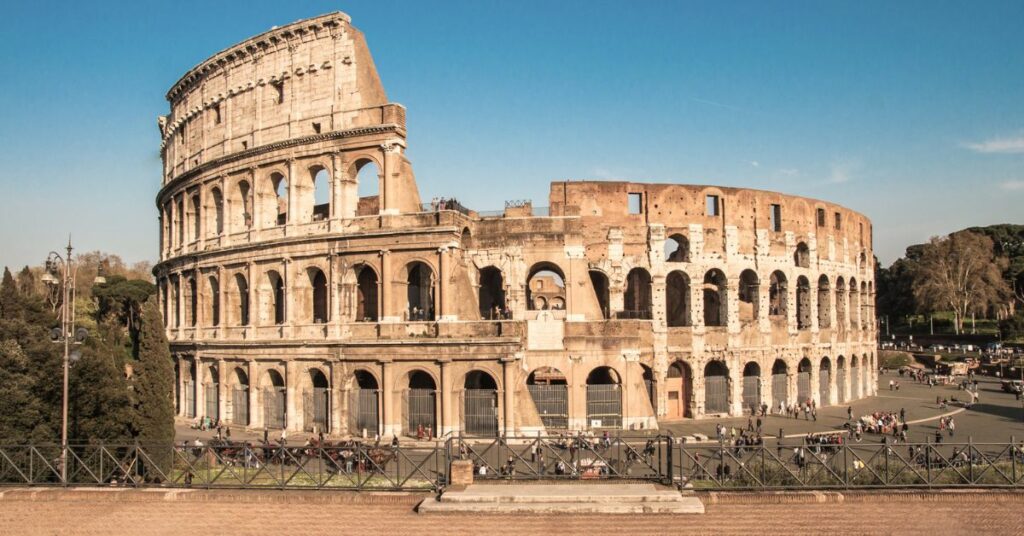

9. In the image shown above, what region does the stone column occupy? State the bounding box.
[286,158,297,232]
[217,359,227,424]
[437,246,448,320]
[177,355,188,418]
[248,360,261,429]
[285,360,298,432]
[439,359,453,436]
[502,357,515,436]
[379,250,394,322]
[729,365,743,416]
[380,361,394,437]
[282,257,293,337]
[381,143,399,214]
[195,358,206,419]
[330,362,343,436]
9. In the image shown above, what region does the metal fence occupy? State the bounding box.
[819,370,831,406]
[742,376,760,414]
[797,372,811,403]
[463,389,498,436]
[772,373,787,408]
[705,376,729,414]
[231,388,249,427]
[836,369,847,404]
[406,389,437,437]
[528,384,569,430]
[351,389,379,437]
[264,389,286,429]
[586,385,622,429]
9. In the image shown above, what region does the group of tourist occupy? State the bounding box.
[774,399,819,421]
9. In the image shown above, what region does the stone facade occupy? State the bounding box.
[155,11,878,438]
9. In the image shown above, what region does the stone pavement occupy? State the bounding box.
[2,487,1023,535]
[418,482,704,514]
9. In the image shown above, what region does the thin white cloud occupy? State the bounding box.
[750,161,760,168]
[777,168,800,177]
[962,133,1024,154]
[1000,180,1024,191]
[827,162,854,184]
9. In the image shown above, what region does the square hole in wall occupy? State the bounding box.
[628,193,642,215]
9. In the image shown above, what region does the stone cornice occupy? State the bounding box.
[157,124,402,204]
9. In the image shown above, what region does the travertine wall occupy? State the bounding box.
[157,12,878,438]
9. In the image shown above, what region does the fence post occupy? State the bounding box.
[968,436,974,484]
[1012,435,1018,486]
[884,440,889,485]
[665,436,673,487]
[926,437,932,488]
[843,442,848,488]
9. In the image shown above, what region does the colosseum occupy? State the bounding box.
[155,12,878,438]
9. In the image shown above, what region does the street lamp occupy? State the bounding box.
[42,239,89,484]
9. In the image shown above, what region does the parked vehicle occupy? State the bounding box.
[1000,379,1024,394]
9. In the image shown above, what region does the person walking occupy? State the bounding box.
[847,406,853,420]
[948,418,955,437]
[900,407,906,423]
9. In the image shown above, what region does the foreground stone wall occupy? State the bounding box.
[155,11,877,438]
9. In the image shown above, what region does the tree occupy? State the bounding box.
[68,328,135,444]
[0,340,49,443]
[876,255,917,322]
[912,231,1010,334]
[133,298,175,476]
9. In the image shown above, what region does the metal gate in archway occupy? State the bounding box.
[350,388,379,437]
[586,384,622,428]
[184,381,195,418]
[772,373,787,408]
[836,368,846,403]
[851,366,860,398]
[528,384,568,429]
[464,389,498,436]
[205,384,219,421]
[303,388,329,432]
[819,369,831,406]
[797,372,811,404]
[741,376,760,413]
[406,389,437,436]
[232,387,249,426]
[264,388,286,429]
[705,376,729,414]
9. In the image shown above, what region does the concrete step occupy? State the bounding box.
[418,483,705,514]
[418,499,705,515]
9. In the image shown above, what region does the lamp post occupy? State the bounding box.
[41,239,93,484]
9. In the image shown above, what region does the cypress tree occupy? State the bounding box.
[69,329,135,444]
[0,340,47,444]
[133,298,175,475]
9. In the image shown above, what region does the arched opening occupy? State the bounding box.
[666,361,693,419]
[405,261,435,321]
[704,361,730,414]
[771,359,788,410]
[210,188,224,235]
[769,271,787,318]
[204,364,219,422]
[738,269,760,323]
[641,364,656,411]
[231,368,249,426]
[355,160,380,216]
[586,366,622,429]
[234,274,250,326]
[527,263,565,311]
[836,356,847,404]
[622,267,652,319]
[406,370,437,438]
[183,360,196,418]
[311,167,330,222]
[461,227,473,249]
[309,268,328,324]
[817,275,832,328]
[464,370,498,436]
[666,271,691,327]
[850,355,861,399]
[665,234,691,262]
[794,242,810,268]
[188,277,198,327]
[797,358,812,404]
[263,369,286,429]
[172,277,181,328]
[208,276,220,327]
[190,194,201,242]
[835,277,847,328]
[355,265,378,322]
[478,266,506,319]
[703,269,728,327]
[176,197,185,246]
[850,278,861,330]
[742,362,761,414]
[819,356,832,406]
[589,270,610,319]
[271,172,288,226]
[305,369,330,433]
[796,276,812,329]
[235,180,252,229]
[527,367,568,430]
[264,271,285,325]
[352,370,380,436]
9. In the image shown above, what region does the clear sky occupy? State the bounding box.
[1,1,1021,270]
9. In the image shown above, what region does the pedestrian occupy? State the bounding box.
[756,416,762,432]
[934,429,943,444]
[847,406,853,420]
[804,404,810,420]
[948,418,955,437]
[263,427,269,444]
[811,408,817,421]
[747,417,754,432]
[226,427,231,440]
[900,408,906,423]
[889,380,894,391]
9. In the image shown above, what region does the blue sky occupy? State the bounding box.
[1,1,1021,269]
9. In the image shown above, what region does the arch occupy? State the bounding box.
[308,267,328,324]
[703,269,728,327]
[354,158,381,201]
[190,193,202,242]
[589,269,610,319]
[305,368,330,432]
[835,277,847,328]
[478,266,506,319]
[796,276,811,329]
[352,369,380,436]
[794,242,810,268]
[311,166,330,222]
[819,356,832,406]
[771,359,788,410]
[187,276,198,327]
[769,271,788,317]
[464,370,498,436]
[234,273,250,326]
[404,369,437,438]
[263,270,285,325]
[850,355,861,399]
[741,361,761,414]
[270,172,288,226]
[817,275,832,328]
[797,358,812,404]
[355,264,379,322]
[527,367,568,429]
[641,364,656,411]
[208,275,220,327]
[665,234,690,262]
[850,277,861,330]
[666,271,691,327]
[461,227,473,249]
[666,361,693,418]
[262,368,286,429]
[527,262,566,311]
[172,276,181,327]
[623,267,652,319]
[231,367,249,426]
[210,187,224,236]
[234,179,252,229]
[405,261,435,321]
[176,197,185,246]
[586,366,622,429]
[204,364,220,422]
[703,361,730,414]
[738,269,760,323]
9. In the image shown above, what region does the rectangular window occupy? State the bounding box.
[817,208,826,227]
[274,82,284,104]
[628,193,643,215]
[770,204,782,232]
[213,104,221,125]
[834,212,842,230]
[706,195,720,216]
